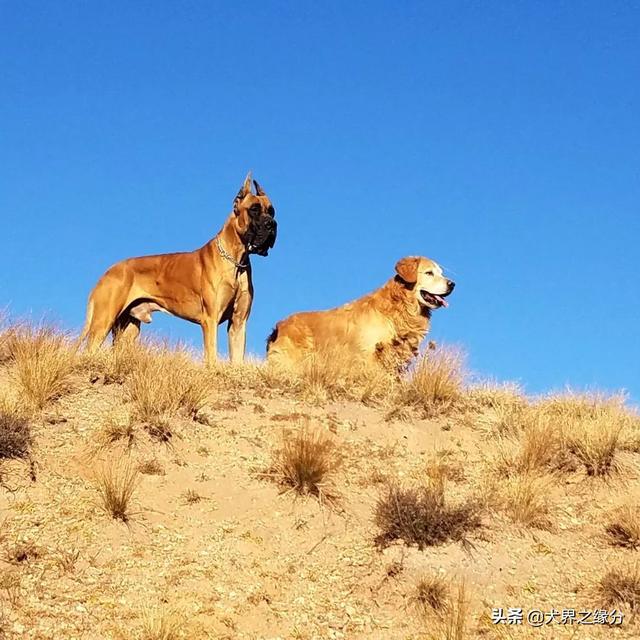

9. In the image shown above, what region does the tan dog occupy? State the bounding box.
[79,173,277,364]
[266,256,454,369]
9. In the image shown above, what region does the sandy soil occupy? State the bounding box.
[1,367,639,640]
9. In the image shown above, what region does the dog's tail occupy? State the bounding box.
[265,325,278,354]
[76,296,94,351]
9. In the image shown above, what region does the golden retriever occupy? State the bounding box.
[266,256,455,370]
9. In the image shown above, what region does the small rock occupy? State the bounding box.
[195,407,217,426]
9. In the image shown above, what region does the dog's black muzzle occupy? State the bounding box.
[247,218,277,256]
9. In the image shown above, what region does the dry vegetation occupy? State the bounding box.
[374,478,481,549]
[94,458,140,522]
[263,419,340,505]
[598,564,640,613]
[0,321,639,638]
[0,399,31,460]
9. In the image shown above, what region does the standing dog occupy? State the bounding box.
[266,256,454,369]
[80,173,277,364]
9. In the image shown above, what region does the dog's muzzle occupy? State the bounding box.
[248,218,277,256]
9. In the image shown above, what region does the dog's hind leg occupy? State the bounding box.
[111,314,141,346]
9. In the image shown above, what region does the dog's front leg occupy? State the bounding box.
[228,318,247,364]
[201,318,218,366]
[227,274,253,364]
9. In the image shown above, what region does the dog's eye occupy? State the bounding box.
[249,203,261,214]
[425,270,434,277]
[267,205,275,217]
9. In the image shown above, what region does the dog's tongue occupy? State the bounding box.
[434,295,448,308]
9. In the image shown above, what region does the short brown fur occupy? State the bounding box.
[79,173,276,364]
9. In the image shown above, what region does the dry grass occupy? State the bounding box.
[598,564,640,613]
[413,574,450,614]
[425,451,466,484]
[138,458,165,476]
[80,339,150,384]
[374,477,481,549]
[99,416,137,448]
[496,474,555,530]
[0,399,31,459]
[95,458,140,522]
[539,392,634,476]
[492,411,564,477]
[7,326,74,411]
[181,489,202,504]
[140,606,183,640]
[424,581,469,640]
[265,421,340,504]
[487,392,636,479]
[398,348,464,418]
[606,506,640,549]
[128,348,212,423]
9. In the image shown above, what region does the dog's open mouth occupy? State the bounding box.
[420,290,449,308]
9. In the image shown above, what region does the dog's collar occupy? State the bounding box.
[216,238,249,270]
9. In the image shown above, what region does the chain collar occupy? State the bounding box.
[216,238,249,270]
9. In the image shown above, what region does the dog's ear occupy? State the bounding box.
[253,179,265,196]
[395,257,420,284]
[233,172,253,215]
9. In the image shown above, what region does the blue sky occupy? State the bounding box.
[1,2,638,401]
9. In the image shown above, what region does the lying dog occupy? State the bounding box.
[266,256,454,369]
[80,173,277,364]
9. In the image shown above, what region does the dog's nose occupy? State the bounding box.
[447,279,455,290]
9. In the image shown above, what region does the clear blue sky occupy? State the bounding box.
[1,2,638,401]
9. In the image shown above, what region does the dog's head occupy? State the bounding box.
[232,173,277,256]
[395,256,455,310]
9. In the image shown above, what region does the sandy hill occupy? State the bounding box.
[0,326,639,640]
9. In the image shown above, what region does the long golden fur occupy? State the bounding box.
[266,256,455,370]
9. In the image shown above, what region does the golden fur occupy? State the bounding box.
[266,256,455,370]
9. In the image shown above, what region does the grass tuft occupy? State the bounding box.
[95,458,140,522]
[598,564,640,613]
[606,506,640,549]
[128,348,211,423]
[8,326,74,411]
[425,581,469,640]
[498,474,555,530]
[374,477,481,549]
[0,399,32,460]
[140,606,183,640]
[265,421,340,504]
[398,348,464,418]
[413,574,450,613]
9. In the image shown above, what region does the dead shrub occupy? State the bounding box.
[8,326,74,411]
[128,349,211,422]
[265,421,340,504]
[374,478,481,549]
[95,458,140,522]
[598,564,640,613]
[0,400,31,459]
[606,506,640,549]
[398,348,464,418]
